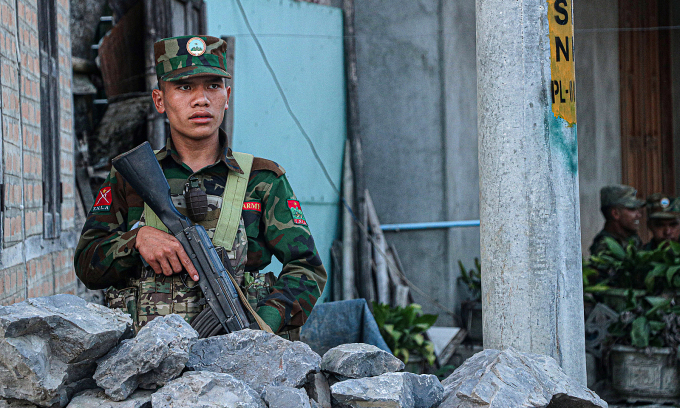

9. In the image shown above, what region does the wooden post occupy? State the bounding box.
[366,191,390,305]
[342,141,356,300]
[342,0,373,305]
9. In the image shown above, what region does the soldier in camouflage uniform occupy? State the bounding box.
[642,194,680,251]
[74,36,326,338]
[589,184,644,256]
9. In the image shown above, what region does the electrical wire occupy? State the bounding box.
[235,0,456,317]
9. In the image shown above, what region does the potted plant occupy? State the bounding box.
[458,258,482,343]
[593,238,680,399]
[372,302,438,374]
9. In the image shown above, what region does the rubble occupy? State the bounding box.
[66,389,152,408]
[0,295,133,407]
[261,385,312,408]
[94,314,198,401]
[0,400,38,408]
[330,372,415,408]
[0,296,610,408]
[440,348,608,408]
[330,372,443,408]
[321,343,405,379]
[150,371,264,408]
[186,329,321,393]
[304,372,332,408]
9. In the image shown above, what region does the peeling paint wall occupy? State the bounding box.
[354,0,479,325]
[574,0,622,256]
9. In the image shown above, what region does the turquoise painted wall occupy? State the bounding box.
[207,0,346,301]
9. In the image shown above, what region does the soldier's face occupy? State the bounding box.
[648,218,680,242]
[612,206,642,233]
[152,76,230,142]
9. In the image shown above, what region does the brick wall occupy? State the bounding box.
[0,0,78,305]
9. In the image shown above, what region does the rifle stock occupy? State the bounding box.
[112,142,257,334]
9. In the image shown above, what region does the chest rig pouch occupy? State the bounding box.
[107,152,259,332]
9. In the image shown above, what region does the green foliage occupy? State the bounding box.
[588,237,664,290]
[590,238,680,349]
[372,302,438,366]
[457,258,481,301]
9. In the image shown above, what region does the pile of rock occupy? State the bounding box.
[0,295,608,408]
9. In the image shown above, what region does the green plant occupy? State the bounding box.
[607,292,680,349]
[588,237,680,349]
[458,258,481,301]
[588,237,664,290]
[372,302,438,366]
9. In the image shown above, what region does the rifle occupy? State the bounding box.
[112,142,259,336]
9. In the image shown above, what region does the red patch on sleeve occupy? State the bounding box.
[287,200,308,226]
[92,187,112,212]
[242,201,262,212]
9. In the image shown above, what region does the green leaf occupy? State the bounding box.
[414,313,438,327]
[631,316,650,348]
[666,265,680,285]
[644,296,671,317]
[645,263,667,292]
[649,320,666,333]
[413,334,424,346]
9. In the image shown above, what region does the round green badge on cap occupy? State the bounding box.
[187,37,206,56]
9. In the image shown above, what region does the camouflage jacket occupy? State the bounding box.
[74,134,327,333]
[588,229,642,256]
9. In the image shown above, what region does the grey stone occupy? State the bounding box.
[261,386,311,408]
[0,400,38,408]
[406,373,444,408]
[150,371,265,408]
[0,294,133,407]
[330,372,415,408]
[187,329,321,393]
[66,389,152,408]
[304,373,331,408]
[440,348,607,408]
[94,314,198,401]
[321,343,404,378]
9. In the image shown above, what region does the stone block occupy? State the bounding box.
[94,314,197,401]
[151,371,265,408]
[261,385,311,408]
[187,329,320,393]
[66,388,152,408]
[321,343,404,379]
[0,295,133,407]
[440,348,607,408]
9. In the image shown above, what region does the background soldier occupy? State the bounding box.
[589,184,644,256]
[74,35,326,339]
[643,193,680,250]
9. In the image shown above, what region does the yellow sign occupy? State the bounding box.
[547,0,576,125]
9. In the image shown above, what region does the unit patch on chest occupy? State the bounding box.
[92,187,112,212]
[243,201,262,212]
[287,200,307,226]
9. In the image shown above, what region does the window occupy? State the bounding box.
[39,0,61,238]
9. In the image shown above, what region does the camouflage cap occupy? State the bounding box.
[600,184,645,209]
[646,193,677,219]
[154,35,230,82]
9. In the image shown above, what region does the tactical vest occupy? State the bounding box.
[107,152,274,332]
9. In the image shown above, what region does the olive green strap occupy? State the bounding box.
[212,152,253,249]
[144,203,168,232]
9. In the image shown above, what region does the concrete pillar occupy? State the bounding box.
[476,0,586,384]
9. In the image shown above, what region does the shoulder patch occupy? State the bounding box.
[92,187,112,212]
[252,157,285,177]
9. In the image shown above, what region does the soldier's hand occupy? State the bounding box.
[135,226,199,281]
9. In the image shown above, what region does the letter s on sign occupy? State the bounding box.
[554,0,568,25]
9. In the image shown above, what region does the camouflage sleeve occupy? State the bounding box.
[74,168,145,290]
[254,174,327,333]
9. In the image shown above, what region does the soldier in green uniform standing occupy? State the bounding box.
[589,184,645,256]
[642,194,680,251]
[74,36,326,339]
